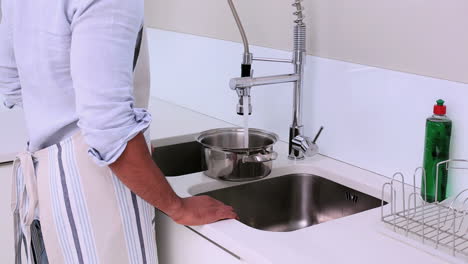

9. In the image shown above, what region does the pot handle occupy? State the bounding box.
[242,151,278,163]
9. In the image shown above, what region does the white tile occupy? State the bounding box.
[305,56,468,194]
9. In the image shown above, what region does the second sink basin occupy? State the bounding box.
[198,173,383,232]
[152,139,205,176]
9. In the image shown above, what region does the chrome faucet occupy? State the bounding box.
[228,0,321,160]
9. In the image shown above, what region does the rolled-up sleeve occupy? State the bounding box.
[0,0,23,109]
[70,0,151,166]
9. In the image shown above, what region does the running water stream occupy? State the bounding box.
[242,96,249,148]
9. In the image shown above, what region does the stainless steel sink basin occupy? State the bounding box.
[198,174,384,232]
[152,140,205,176]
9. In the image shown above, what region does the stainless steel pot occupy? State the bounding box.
[197,128,278,181]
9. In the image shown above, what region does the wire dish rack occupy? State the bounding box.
[381,159,468,260]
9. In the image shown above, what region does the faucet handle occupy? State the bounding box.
[291,126,324,157]
[291,135,318,157]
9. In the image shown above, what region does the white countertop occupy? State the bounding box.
[0,97,458,263]
[166,151,458,264]
[0,97,229,163]
[147,98,456,263]
[148,98,234,141]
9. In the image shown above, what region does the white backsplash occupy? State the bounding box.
[147,28,468,194]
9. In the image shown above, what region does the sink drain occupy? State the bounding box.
[345,191,359,203]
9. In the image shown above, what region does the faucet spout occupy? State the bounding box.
[230,74,300,90]
[228,0,317,160]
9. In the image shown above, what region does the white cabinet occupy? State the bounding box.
[155,211,243,264]
[0,165,14,263]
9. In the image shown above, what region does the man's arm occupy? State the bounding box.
[70,0,236,225]
[0,0,23,108]
[110,133,237,225]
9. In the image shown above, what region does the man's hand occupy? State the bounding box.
[111,133,237,226]
[169,196,237,226]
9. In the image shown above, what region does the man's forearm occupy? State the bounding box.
[109,132,237,225]
[109,133,182,216]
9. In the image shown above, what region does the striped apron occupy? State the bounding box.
[11,132,158,264]
[10,26,158,263]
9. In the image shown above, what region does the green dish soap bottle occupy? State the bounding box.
[422,99,452,202]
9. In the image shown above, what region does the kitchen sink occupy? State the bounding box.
[152,140,206,176]
[198,174,384,232]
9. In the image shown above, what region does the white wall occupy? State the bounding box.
[148,28,468,195]
[148,29,294,141]
[146,0,468,84]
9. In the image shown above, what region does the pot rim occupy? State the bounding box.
[196,127,279,152]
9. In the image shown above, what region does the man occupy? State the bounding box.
[0,0,237,263]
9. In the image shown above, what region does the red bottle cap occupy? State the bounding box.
[433,99,446,115]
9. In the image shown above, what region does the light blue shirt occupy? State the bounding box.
[0,0,151,165]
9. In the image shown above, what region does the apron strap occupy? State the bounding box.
[12,152,39,264]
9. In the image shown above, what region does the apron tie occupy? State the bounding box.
[11,152,39,264]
